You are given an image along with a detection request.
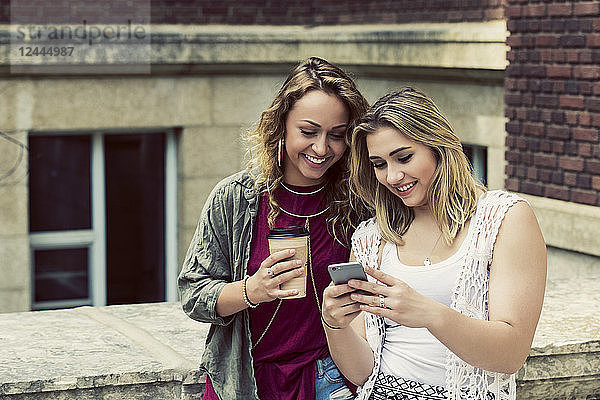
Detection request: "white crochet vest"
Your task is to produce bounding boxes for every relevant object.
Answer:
[352,190,523,400]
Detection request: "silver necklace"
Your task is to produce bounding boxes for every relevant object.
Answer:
[278,205,329,219]
[280,182,326,196]
[423,231,443,266]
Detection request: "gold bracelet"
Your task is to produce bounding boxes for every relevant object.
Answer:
[242,275,259,309]
[321,314,342,330]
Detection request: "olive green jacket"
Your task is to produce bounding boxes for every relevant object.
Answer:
[178,170,261,400]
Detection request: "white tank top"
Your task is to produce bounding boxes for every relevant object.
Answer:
[378,223,474,387]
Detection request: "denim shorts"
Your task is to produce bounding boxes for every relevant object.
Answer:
[315,355,354,400]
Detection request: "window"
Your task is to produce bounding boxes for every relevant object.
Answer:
[28,131,178,310]
[463,144,487,186]
[34,248,89,303]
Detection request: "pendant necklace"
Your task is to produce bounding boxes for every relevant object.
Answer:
[423,231,443,266]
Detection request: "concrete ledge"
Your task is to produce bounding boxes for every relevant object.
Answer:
[0,302,209,399]
[147,22,508,70]
[517,277,600,399]
[547,246,600,280]
[0,277,598,399]
[520,193,600,258]
[0,22,507,77]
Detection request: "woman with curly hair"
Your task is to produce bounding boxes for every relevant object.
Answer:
[179,57,369,400]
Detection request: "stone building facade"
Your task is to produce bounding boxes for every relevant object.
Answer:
[0,0,598,313]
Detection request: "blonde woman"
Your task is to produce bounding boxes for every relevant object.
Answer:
[321,88,547,399]
[179,57,369,400]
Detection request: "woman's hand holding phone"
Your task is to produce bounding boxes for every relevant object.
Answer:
[346,266,438,329]
[321,262,368,329]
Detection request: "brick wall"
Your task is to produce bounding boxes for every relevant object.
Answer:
[1,0,504,25]
[4,0,148,24]
[504,0,600,206]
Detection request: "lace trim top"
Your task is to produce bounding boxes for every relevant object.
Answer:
[351,190,525,400]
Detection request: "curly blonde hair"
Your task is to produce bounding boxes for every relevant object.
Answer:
[350,87,486,245]
[245,57,370,245]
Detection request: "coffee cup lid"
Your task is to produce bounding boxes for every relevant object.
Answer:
[267,226,309,238]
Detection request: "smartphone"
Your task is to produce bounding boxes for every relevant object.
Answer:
[328,262,368,285]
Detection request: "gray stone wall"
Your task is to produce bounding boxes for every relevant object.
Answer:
[0,302,207,399]
[0,276,598,399]
[0,129,30,312]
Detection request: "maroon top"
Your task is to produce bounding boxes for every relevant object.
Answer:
[202,183,350,400]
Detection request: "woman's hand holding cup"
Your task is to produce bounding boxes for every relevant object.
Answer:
[246,249,305,304]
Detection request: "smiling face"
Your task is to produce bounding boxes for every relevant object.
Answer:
[282,90,350,186]
[366,126,438,209]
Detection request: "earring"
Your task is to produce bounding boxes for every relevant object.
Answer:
[277,138,284,167]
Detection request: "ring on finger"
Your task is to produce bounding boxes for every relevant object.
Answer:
[267,268,274,278]
[379,294,386,308]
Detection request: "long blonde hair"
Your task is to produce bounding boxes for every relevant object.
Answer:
[350,87,486,245]
[246,57,370,245]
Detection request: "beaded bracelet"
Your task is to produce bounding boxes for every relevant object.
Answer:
[242,275,259,309]
[320,314,342,330]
